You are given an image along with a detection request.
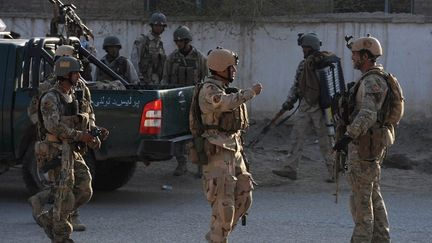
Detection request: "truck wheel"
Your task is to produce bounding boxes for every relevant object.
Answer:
[22,143,44,194]
[92,161,136,191]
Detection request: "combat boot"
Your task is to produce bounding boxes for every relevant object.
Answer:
[38,211,53,240]
[173,158,188,176]
[28,194,43,226]
[272,167,297,180]
[70,211,86,231]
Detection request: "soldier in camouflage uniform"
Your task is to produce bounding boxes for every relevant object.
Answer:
[36,56,107,243]
[27,45,96,232]
[163,25,208,176]
[130,12,167,84]
[333,35,392,243]
[198,48,262,243]
[95,36,139,84]
[162,25,207,86]
[272,33,334,181]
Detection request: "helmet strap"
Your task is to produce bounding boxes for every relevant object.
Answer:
[213,69,234,83]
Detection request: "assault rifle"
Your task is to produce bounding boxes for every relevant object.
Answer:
[48,0,94,41]
[333,82,353,203]
[53,127,103,220]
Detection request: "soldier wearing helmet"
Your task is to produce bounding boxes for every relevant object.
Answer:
[35,56,105,242]
[162,25,208,176]
[96,36,139,84]
[333,34,393,243]
[162,25,207,86]
[195,47,262,243]
[27,47,108,233]
[130,12,167,84]
[272,33,335,182]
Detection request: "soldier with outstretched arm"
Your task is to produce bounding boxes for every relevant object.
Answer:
[192,47,262,243]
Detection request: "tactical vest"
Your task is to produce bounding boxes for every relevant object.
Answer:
[347,69,403,159]
[99,56,128,81]
[37,89,79,140]
[138,34,166,83]
[217,87,249,133]
[168,49,201,85]
[188,82,248,165]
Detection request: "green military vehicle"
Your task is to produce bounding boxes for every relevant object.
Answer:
[0,37,193,193]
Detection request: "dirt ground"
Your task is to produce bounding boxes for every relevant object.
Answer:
[241,114,432,193]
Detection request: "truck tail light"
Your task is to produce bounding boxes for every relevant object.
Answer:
[140,99,162,135]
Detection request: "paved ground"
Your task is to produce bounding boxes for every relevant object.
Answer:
[0,160,431,243]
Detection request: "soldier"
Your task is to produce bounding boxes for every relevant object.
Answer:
[130,12,167,84]
[195,48,262,243]
[272,33,334,181]
[95,36,139,84]
[27,45,96,232]
[36,56,107,243]
[162,25,207,86]
[333,35,397,243]
[163,25,208,176]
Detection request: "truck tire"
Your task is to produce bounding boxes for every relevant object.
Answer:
[92,161,136,191]
[22,143,97,194]
[22,142,44,195]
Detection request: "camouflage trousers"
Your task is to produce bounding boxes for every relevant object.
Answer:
[202,148,254,243]
[285,108,333,176]
[347,151,390,243]
[40,152,92,242]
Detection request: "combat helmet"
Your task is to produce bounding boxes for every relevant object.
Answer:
[55,45,75,57]
[347,34,382,57]
[54,56,82,77]
[103,36,122,50]
[207,48,239,72]
[173,26,192,42]
[149,12,167,26]
[297,33,321,51]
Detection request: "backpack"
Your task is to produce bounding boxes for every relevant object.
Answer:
[366,70,405,126]
[188,82,209,165]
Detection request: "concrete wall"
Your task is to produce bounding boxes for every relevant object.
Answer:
[3,15,432,118]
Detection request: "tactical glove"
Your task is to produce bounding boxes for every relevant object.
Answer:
[333,135,352,152]
[282,101,294,111]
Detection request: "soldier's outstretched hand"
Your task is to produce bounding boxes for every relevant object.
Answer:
[252,83,263,95]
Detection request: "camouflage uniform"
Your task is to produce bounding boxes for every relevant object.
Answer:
[163,47,208,175]
[162,47,208,86]
[199,77,255,243]
[36,84,94,242]
[95,55,139,84]
[130,32,166,84]
[275,58,333,179]
[345,64,391,243]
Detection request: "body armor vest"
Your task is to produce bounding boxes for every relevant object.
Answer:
[169,50,201,85]
[99,56,128,81]
[139,34,166,83]
[37,89,79,140]
[217,87,249,133]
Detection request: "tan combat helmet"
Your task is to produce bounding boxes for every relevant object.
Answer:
[55,45,75,57]
[348,34,382,57]
[207,48,239,72]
